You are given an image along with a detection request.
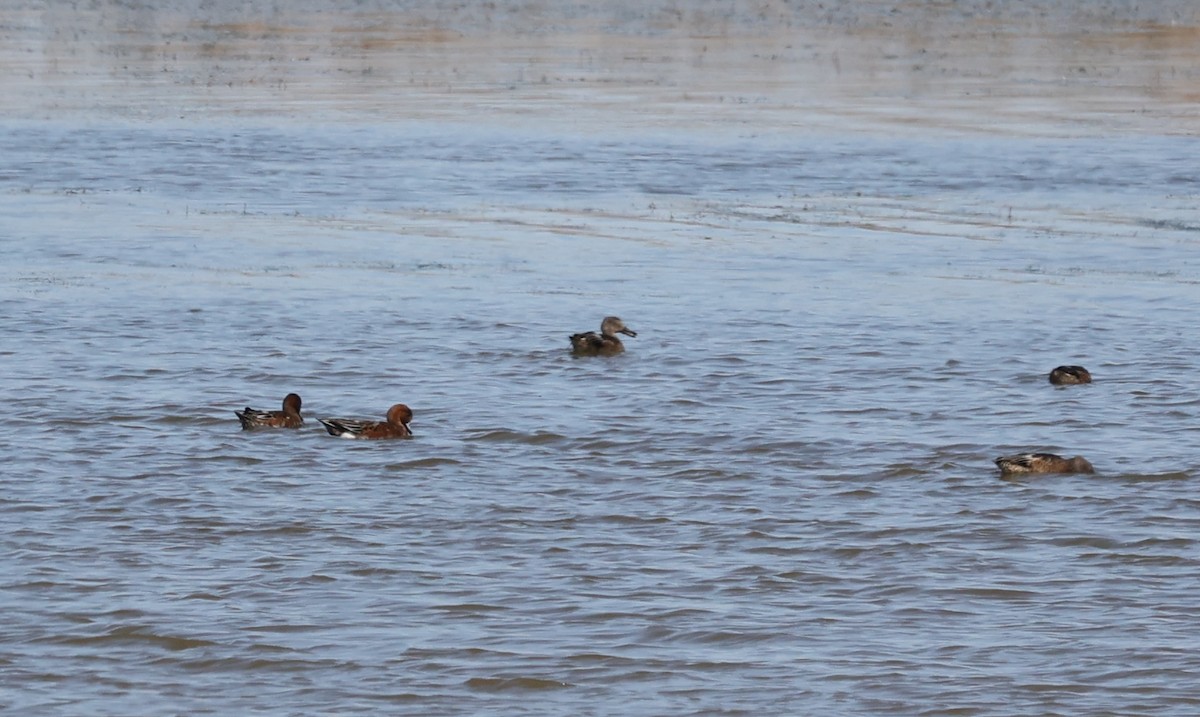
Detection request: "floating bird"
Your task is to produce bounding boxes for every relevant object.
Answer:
[1048,365,1092,385]
[235,393,304,430]
[318,403,413,440]
[995,452,1095,476]
[570,316,637,356]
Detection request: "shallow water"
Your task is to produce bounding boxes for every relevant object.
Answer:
[3,2,1200,715]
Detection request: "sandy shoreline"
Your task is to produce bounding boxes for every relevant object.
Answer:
[2,2,1199,135]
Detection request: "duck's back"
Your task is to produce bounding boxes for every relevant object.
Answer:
[570,331,623,355]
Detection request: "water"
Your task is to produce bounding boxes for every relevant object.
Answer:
[3,2,1200,715]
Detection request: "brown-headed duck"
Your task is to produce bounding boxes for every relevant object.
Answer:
[995,452,1095,476]
[235,393,304,430]
[318,403,413,440]
[570,316,637,356]
[1048,365,1092,385]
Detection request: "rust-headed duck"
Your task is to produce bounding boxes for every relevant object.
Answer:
[318,403,413,440]
[995,453,1095,476]
[235,393,303,430]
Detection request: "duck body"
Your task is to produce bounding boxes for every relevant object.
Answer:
[318,403,413,440]
[995,452,1095,476]
[236,393,304,429]
[570,316,637,356]
[1049,365,1092,385]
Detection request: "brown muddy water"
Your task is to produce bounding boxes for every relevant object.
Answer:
[3,2,1200,715]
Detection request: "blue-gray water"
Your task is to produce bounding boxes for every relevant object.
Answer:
[3,3,1200,715]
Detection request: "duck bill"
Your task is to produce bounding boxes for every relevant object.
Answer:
[620,328,637,337]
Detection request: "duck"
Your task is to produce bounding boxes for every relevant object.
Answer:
[994,452,1095,476]
[235,393,304,430]
[318,403,413,440]
[1048,365,1092,385]
[570,316,637,356]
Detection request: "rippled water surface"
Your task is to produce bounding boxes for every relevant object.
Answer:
[3,2,1200,715]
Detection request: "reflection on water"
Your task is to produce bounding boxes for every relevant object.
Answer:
[3,2,1200,716]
